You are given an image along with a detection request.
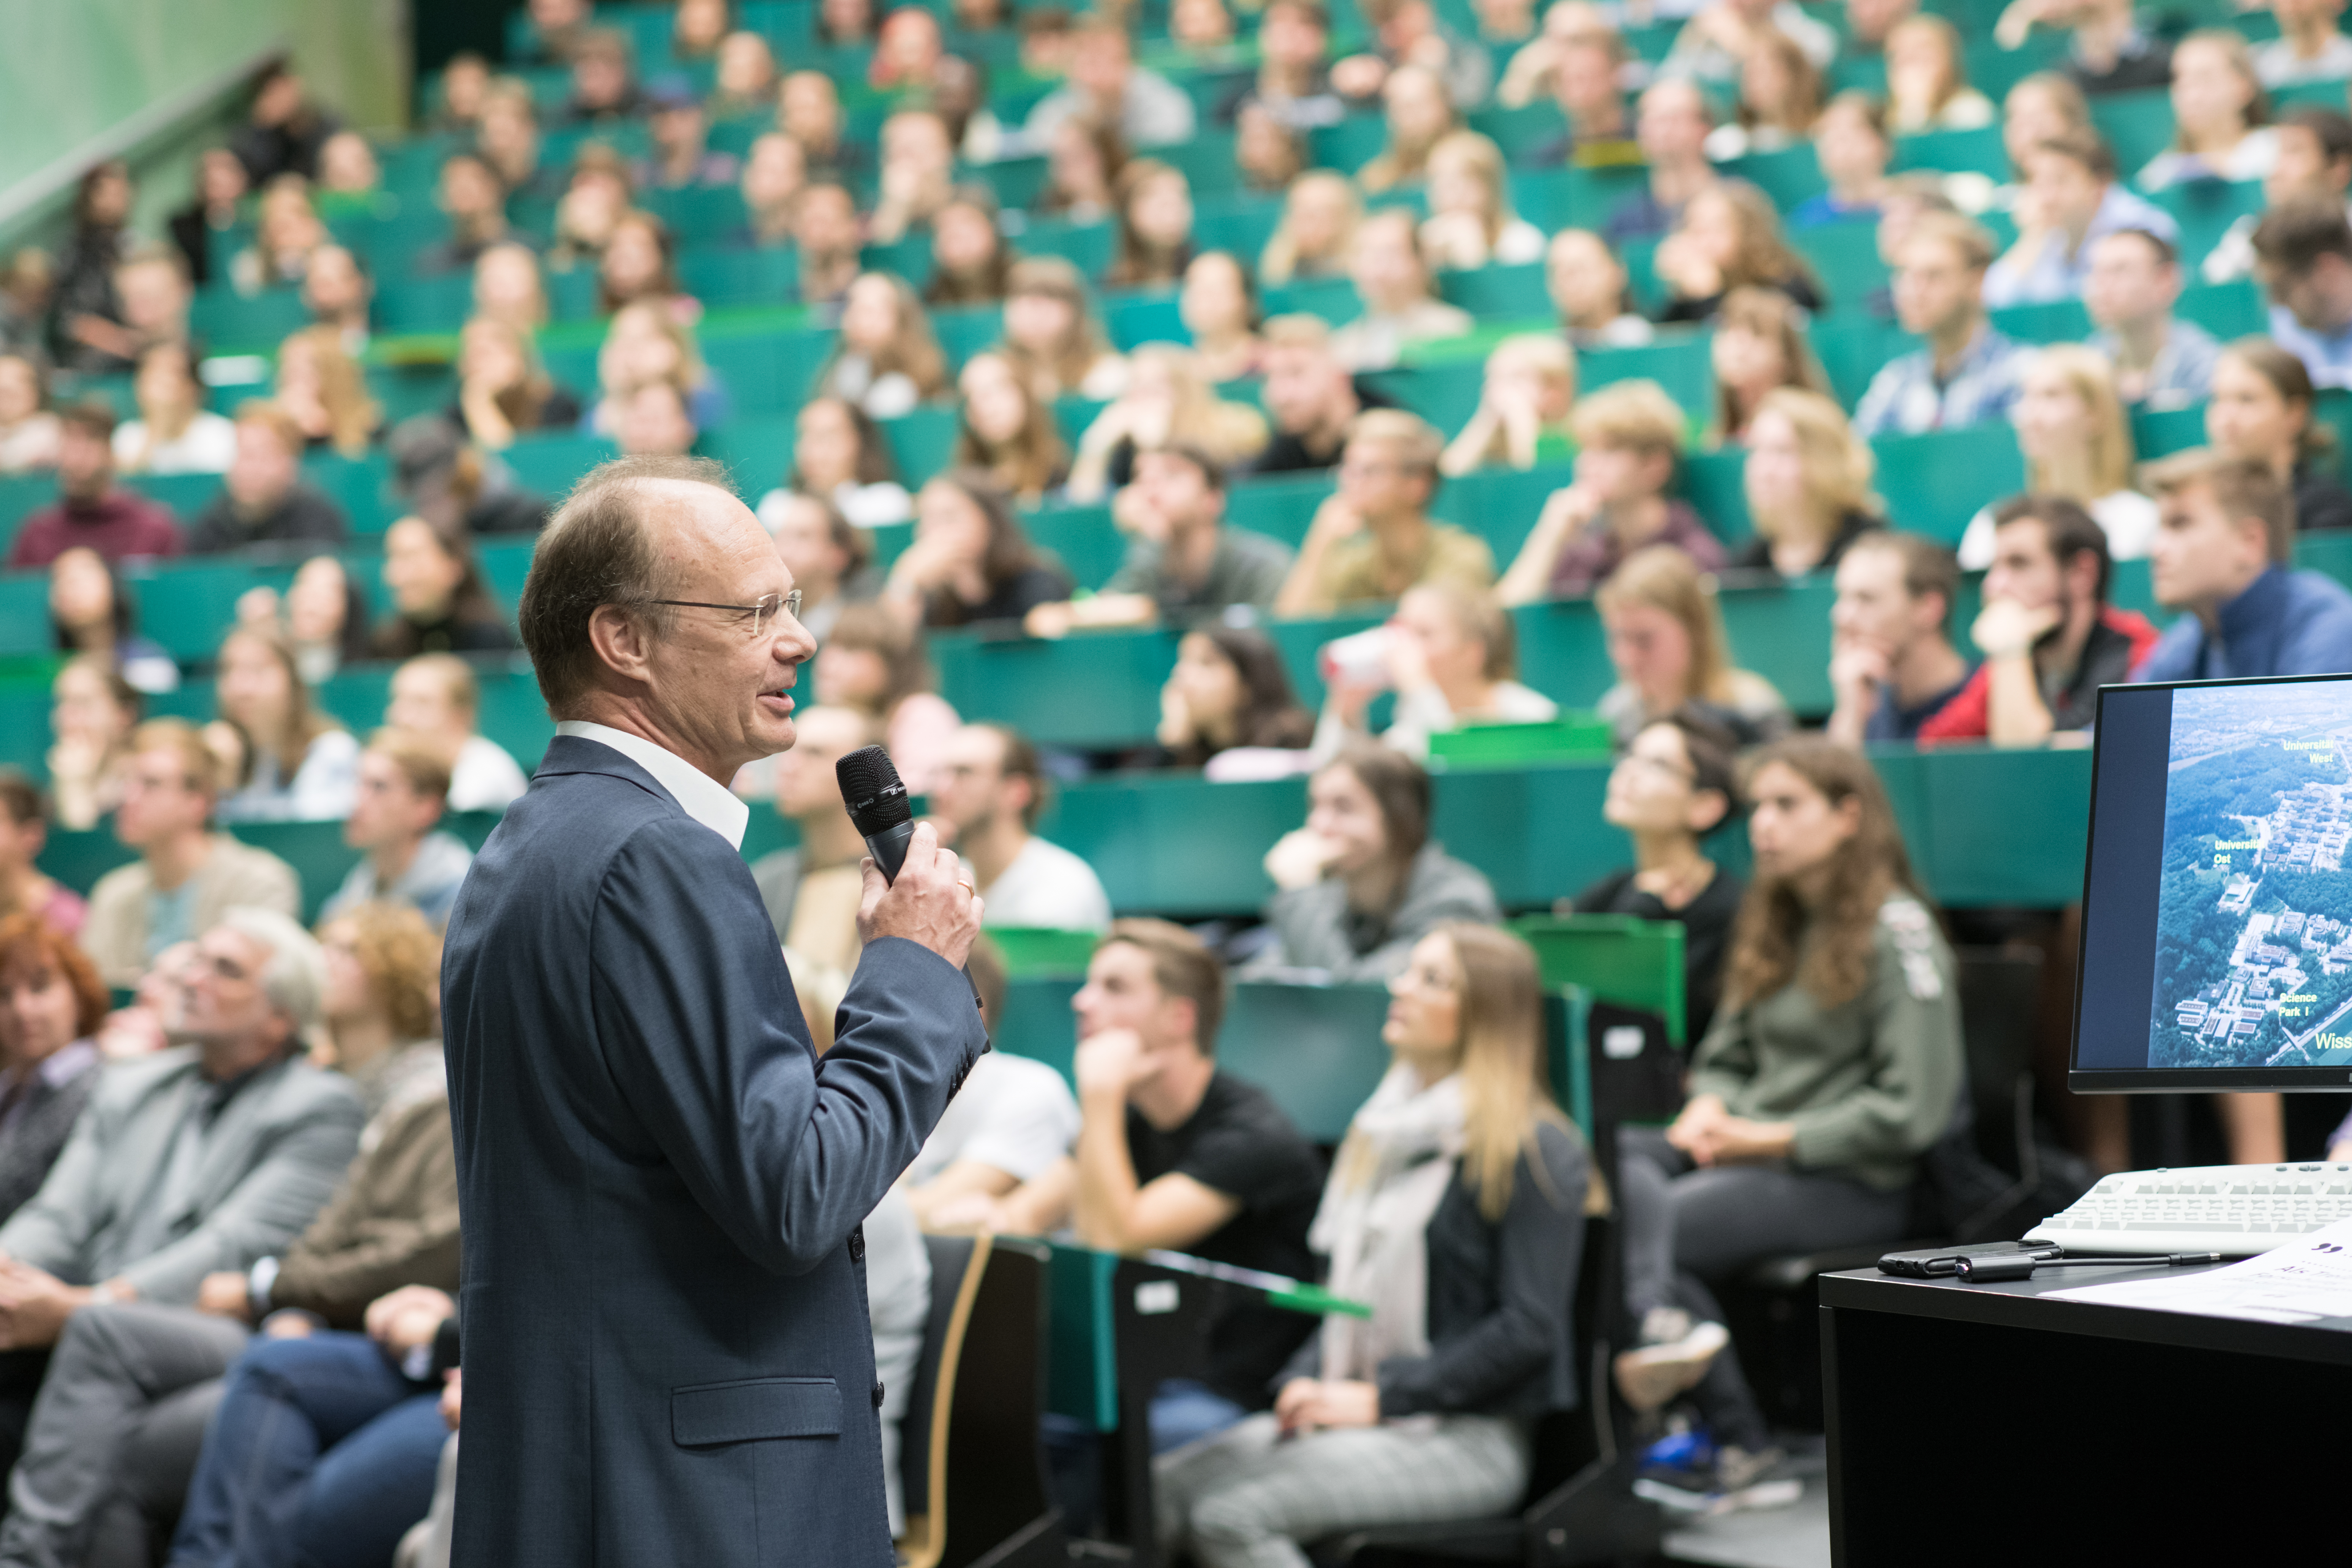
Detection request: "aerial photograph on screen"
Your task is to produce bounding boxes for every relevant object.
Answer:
[2149,684,2352,1067]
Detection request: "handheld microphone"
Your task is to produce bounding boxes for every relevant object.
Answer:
[836,745,917,884]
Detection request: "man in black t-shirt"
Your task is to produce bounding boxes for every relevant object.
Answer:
[1008,919,1324,1453]
[1250,315,1400,475]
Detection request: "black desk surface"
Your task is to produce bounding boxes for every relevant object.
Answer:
[1821,1263,2352,1367]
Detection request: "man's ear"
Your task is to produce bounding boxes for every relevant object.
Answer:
[586,603,654,688]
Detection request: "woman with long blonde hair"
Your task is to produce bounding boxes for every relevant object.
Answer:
[212,624,359,822]
[1956,345,2154,568]
[1065,344,1268,501]
[1611,738,1961,1484]
[1419,131,1546,271]
[274,327,381,457]
[1260,171,1362,286]
[1710,287,1829,446]
[1162,921,1586,1564]
[2140,29,2277,190]
[1595,545,1791,746]
[1731,387,1883,581]
[814,271,950,419]
[1439,334,1576,476]
[1885,14,1994,133]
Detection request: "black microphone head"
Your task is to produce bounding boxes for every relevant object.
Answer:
[836,744,912,837]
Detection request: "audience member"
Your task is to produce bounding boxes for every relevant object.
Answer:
[885,471,1072,631]
[229,178,328,297]
[1040,115,1125,223]
[1996,0,2172,97]
[1315,582,1559,760]
[212,628,360,823]
[1000,921,1323,1451]
[2253,199,2352,387]
[589,300,729,436]
[373,516,515,660]
[1733,388,1884,581]
[1441,334,1577,475]
[1571,712,1747,1042]
[596,211,686,318]
[0,915,106,1224]
[746,704,873,974]
[761,491,878,643]
[923,722,1111,931]
[475,81,560,205]
[114,342,236,476]
[48,164,133,376]
[1826,532,1976,744]
[2205,336,2352,534]
[1418,131,1545,273]
[1985,130,2176,308]
[641,77,740,190]
[0,353,56,474]
[736,133,807,248]
[1712,286,1830,444]
[1218,0,1344,128]
[952,350,1071,502]
[789,182,863,309]
[48,545,178,694]
[561,27,643,125]
[166,149,247,289]
[1068,346,1269,502]
[0,774,82,939]
[1922,496,2160,745]
[384,654,531,815]
[1532,25,1638,158]
[186,404,349,555]
[1031,446,1292,637]
[1023,15,1198,150]
[924,186,1015,307]
[1596,546,1794,747]
[1854,213,2024,436]
[1956,345,2155,569]
[1667,0,1838,81]
[1655,181,1826,322]
[5,404,182,568]
[775,396,913,528]
[88,242,200,384]
[607,378,700,458]
[1150,626,1317,771]
[1708,27,1827,159]
[448,318,580,451]
[1333,0,1495,108]
[1502,379,1723,601]
[1250,746,1499,979]
[2135,449,2352,680]
[469,241,549,333]
[999,256,1128,401]
[231,65,341,183]
[1605,79,1720,246]
[321,735,473,928]
[868,108,959,245]
[414,152,515,277]
[1252,316,1395,477]
[1884,14,1995,131]
[1791,93,1892,228]
[1279,410,1493,615]
[814,604,963,793]
[2258,0,2352,85]
[2210,107,2352,285]
[2085,229,2222,410]
[1105,159,1196,289]
[2139,30,2276,190]
[273,326,383,457]
[1260,171,1361,286]
[519,0,594,63]
[1548,229,1656,349]
[0,906,363,1464]
[1161,922,1585,1557]
[44,657,140,832]
[1613,738,1960,1487]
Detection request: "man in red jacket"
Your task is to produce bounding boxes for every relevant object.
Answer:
[5,404,180,569]
[1918,494,2159,745]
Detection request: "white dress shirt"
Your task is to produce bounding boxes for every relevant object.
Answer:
[556,720,749,849]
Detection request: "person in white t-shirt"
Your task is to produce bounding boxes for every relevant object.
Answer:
[927,723,1112,933]
[1955,345,2157,571]
[384,653,533,812]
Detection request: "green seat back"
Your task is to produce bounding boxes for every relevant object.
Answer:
[1511,914,1689,1046]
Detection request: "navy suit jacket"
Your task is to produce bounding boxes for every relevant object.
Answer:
[441,736,986,1566]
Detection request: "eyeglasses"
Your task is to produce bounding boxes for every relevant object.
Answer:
[641,590,803,638]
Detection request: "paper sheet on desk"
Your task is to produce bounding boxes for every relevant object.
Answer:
[2047,1216,2352,1323]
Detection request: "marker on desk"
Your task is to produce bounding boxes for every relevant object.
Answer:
[1952,1251,2222,1283]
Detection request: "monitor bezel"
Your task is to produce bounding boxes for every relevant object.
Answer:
[2071,670,2352,1094]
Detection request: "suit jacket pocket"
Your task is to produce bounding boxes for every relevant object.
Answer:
[672,1377,842,1447]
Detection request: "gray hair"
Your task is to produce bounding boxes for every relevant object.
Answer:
[215,907,329,1033]
[517,454,737,716]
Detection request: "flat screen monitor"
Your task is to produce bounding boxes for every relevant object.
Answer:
[2074,672,2352,1092]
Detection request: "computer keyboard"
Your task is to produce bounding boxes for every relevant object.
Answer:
[2025,1164,2352,1257]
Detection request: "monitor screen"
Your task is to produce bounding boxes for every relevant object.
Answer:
[2074,673,2352,1091]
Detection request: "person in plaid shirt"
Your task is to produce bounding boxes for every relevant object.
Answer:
[1854,212,2025,438]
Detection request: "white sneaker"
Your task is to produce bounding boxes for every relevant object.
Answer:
[1612,1319,1730,1413]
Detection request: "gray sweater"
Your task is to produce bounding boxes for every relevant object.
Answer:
[1251,844,1501,982]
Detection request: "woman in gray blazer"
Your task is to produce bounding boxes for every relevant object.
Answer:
[0,914,108,1226]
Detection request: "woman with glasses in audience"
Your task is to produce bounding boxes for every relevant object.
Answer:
[1956,345,2156,569]
[1711,288,1830,446]
[1162,923,1586,1566]
[2139,30,2278,190]
[884,468,1073,630]
[46,656,141,831]
[2203,336,2352,534]
[1146,626,1315,773]
[1612,739,1962,1494]
[1260,171,1362,286]
[1067,344,1268,502]
[1595,545,1791,747]
[1314,582,1559,763]
[1247,745,1499,981]
[815,603,964,793]
[1884,14,1993,133]
[816,272,952,420]
[952,351,1072,503]
[49,546,177,694]
[114,341,236,474]
[773,395,914,528]
[1568,709,1747,1044]
[212,626,359,822]
[0,912,107,1223]
[1105,159,1196,289]
[374,516,516,659]
[999,256,1129,400]
[1731,387,1884,582]
[1547,229,1655,349]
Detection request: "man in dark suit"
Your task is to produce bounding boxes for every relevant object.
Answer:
[440,455,987,1566]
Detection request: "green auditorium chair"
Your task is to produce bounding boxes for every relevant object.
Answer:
[1222,473,1334,548]
[1024,504,1125,591]
[1720,145,1829,213]
[1811,316,1913,411]
[2089,89,2180,181]
[1366,360,1486,435]
[678,247,798,312]
[699,411,798,490]
[1990,296,2091,346]
[188,289,311,355]
[124,472,225,528]
[1793,219,1889,316]
[2132,403,2207,461]
[973,156,1050,212]
[480,540,535,613]
[1427,462,1577,567]
[0,580,46,659]
[1579,334,1715,410]
[546,269,602,324]
[503,433,619,499]
[931,626,1177,748]
[128,557,307,663]
[2176,278,2265,341]
[1258,275,1361,326]
[373,274,476,336]
[1307,116,1391,176]
[2152,180,2267,278]
[1103,294,1186,352]
[1438,262,1550,320]
[1512,912,1689,1046]
[1680,447,1753,541]
[1468,101,1571,161]
[1870,424,2027,544]
[1156,133,1246,200]
[1887,124,2008,182]
[642,185,752,247]
[1019,220,1116,279]
[1190,195,1285,265]
[1261,611,1385,711]
[934,305,1008,368]
[882,407,963,484]
[986,928,1102,978]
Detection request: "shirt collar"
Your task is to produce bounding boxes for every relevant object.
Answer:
[36,1040,97,1091]
[2217,565,2292,650]
[555,720,750,849]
